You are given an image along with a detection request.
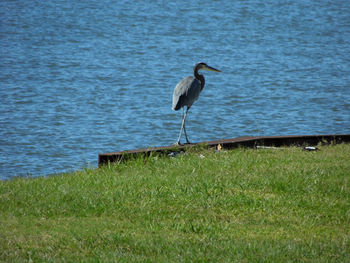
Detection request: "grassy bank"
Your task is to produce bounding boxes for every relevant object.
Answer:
[1,144,349,262]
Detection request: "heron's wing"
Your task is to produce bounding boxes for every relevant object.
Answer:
[172,76,201,110]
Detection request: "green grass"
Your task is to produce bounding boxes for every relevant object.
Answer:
[1,144,349,262]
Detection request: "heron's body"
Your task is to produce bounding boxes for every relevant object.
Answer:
[172,62,220,145]
[172,76,202,111]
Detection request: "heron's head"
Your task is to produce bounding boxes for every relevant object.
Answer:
[194,62,221,73]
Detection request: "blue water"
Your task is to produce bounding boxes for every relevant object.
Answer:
[1,0,350,179]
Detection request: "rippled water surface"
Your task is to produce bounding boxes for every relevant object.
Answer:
[1,0,350,179]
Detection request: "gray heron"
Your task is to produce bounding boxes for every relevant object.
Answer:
[172,62,221,145]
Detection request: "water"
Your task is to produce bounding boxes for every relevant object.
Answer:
[1,0,350,179]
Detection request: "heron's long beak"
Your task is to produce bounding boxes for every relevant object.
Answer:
[204,65,221,72]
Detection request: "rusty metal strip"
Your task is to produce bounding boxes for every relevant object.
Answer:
[98,134,350,166]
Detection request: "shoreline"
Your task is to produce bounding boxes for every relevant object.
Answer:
[98,134,350,165]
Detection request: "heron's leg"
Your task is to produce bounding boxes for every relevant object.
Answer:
[183,107,191,144]
[176,107,185,145]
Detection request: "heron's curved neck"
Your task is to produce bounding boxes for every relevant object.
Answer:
[194,69,205,91]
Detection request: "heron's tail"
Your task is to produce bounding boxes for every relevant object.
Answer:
[172,96,182,111]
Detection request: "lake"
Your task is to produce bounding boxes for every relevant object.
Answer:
[1,0,350,179]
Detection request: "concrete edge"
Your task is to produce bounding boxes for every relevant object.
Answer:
[98,134,350,166]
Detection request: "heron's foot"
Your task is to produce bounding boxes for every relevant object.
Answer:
[184,141,192,145]
[172,141,183,146]
[184,138,192,145]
